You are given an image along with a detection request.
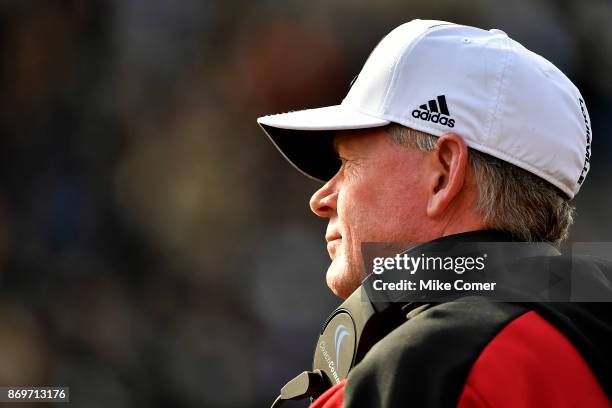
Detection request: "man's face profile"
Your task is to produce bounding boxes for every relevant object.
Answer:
[309,128,428,298]
[309,127,482,299]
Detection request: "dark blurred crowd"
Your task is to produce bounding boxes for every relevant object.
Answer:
[0,1,610,407]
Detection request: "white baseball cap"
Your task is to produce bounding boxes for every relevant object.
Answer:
[257,19,592,198]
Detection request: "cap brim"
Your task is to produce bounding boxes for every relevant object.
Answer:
[257,105,389,181]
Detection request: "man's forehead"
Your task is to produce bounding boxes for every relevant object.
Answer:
[333,128,388,154]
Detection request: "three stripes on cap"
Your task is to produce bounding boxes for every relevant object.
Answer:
[419,95,450,115]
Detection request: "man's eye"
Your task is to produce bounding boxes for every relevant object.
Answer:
[340,157,359,175]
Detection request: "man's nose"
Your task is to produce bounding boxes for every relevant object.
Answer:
[309,181,338,218]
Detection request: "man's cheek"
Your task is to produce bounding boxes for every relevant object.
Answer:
[350,189,399,232]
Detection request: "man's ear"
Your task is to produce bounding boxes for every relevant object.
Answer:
[426,133,469,218]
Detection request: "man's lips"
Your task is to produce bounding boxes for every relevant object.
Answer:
[325,235,341,243]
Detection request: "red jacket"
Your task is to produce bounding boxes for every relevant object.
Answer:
[312,310,611,407]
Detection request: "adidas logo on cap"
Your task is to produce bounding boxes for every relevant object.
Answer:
[412,95,455,128]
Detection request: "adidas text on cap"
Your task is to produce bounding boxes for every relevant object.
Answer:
[257,19,592,199]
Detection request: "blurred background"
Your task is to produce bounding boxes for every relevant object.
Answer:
[0,0,610,407]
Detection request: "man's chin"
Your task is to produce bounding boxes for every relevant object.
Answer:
[325,259,361,299]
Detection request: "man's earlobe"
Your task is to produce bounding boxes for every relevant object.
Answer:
[426,133,469,218]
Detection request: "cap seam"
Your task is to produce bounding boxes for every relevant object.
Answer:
[486,35,513,143]
[382,23,455,112]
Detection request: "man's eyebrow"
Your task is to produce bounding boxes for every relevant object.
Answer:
[333,135,351,157]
